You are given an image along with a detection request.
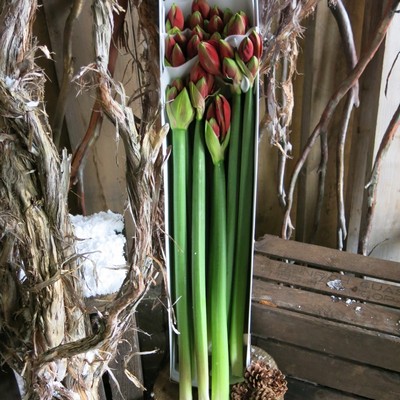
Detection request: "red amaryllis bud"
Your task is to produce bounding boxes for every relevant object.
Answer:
[171,43,186,67]
[222,57,243,86]
[192,25,209,41]
[207,15,224,34]
[249,29,263,59]
[198,41,220,75]
[196,76,209,98]
[210,32,222,41]
[171,78,184,92]
[187,34,200,59]
[192,0,210,19]
[225,13,247,36]
[209,5,223,19]
[190,62,215,94]
[238,37,254,63]
[166,3,184,31]
[214,94,231,139]
[218,39,235,61]
[239,11,250,30]
[188,10,204,29]
[173,31,187,48]
[165,35,176,63]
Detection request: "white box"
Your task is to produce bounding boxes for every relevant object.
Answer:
[159,0,260,385]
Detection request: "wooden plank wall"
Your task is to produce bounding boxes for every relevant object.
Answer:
[256,0,400,261]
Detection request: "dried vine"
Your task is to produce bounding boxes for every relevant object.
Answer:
[0,0,163,398]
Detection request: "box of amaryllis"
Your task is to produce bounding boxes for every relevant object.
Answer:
[159,1,260,398]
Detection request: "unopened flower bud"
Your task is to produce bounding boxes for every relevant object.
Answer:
[222,57,243,88]
[249,29,263,59]
[187,34,201,59]
[192,25,209,41]
[225,12,247,36]
[219,39,235,61]
[192,0,210,19]
[207,15,224,34]
[209,5,223,19]
[171,43,186,67]
[166,3,184,31]
[238,37,254,63]
[189,11,204,30]
[198,41,221,76]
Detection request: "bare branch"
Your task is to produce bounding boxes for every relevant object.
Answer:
[281,0,400,239]
[358,103,400,255]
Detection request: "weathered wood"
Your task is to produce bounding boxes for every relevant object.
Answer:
[286,377,365,400]
[252,279,400,335]
[255,234,400,282]
[108,323,144,400]
[254,254,400,308]
[255,339,400,399]
[252,303,400,372]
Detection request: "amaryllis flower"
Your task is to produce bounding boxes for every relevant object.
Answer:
[166,79,194,130]
[207,14,224,34]
[238,37,254,63]
[192,0,210,19]
[166,3,184,31]
[170,43,186,67]
[198,41,221,76]
[225,12,248,36]
[192,25,209,41]
[222,57,243,90]
[205,94,231,164]
[209,5,223,19]
[248,29,263,59]
[188,10,204,30]
[187,34,201,59]
[218,39,235,61]
[190,62,215,94]
[206,94,231,141]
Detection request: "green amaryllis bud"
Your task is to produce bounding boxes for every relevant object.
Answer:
[249,29,263,59]
[247,55,260,81]
[192,0,210,19]
[222,57,243,92]
[207,14,224,34]
[198,41,221,76]
[225,12,247,36]
[238,36,254,63]
[187,34,201,59]
[171,43,186,67]
[166,3,184,31]
[218,39,235,61]
[166,86,195,130]
[189,77,208,119]
[205,118,230,165]
[189,10,204,29]
[235,52,257,88]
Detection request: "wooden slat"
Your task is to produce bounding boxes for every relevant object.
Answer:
[251,303,400,372]
[108,322,144,400]
[254,338,400,400]
[252,280,400,336]
[255,234,400,282]
[285,377,366,400]
[254,254,400,308]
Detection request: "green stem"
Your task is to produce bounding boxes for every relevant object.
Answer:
[191,119,209,400]
[210,162,230,400]
[229,88,256,378]
[172,128,193,400]
[226,91,242,314]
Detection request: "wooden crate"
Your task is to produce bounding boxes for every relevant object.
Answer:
[251,234,400,400]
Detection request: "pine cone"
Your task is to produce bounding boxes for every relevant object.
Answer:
[250,386,276,400]
[244,361,288,397]
[245,361,270,389]
[267,368,288,397]
[231,382,251,400]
